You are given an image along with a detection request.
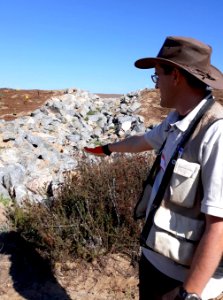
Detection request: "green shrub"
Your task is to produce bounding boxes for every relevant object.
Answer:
[9,153,154,264]
[0,196,11,207]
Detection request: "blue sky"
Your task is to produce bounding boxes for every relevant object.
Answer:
[0,0,222,94]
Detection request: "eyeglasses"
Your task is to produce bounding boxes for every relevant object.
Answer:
[151,74,159,84]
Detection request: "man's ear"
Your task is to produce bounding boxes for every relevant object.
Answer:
[172,68,181,86]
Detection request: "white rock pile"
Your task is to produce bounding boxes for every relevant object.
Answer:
[0,88,147,204]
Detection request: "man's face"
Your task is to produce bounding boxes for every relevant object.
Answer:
[154,65,177,109]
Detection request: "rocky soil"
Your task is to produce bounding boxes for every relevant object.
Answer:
[0,87,222,300]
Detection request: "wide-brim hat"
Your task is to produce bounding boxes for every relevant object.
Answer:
[135,36,223,89]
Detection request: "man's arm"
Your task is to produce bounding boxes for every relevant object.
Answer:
[109,135,153,153]
[183,121,223,297]
[183,214,223,296]
[84,134,154,156]
[161,215,223,300]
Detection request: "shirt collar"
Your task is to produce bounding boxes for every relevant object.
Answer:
[169,93,213,132]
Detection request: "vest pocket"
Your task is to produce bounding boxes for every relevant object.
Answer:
[145,205,204,266]
[169,158,200,208]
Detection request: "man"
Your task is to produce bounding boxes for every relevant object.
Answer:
[84,36,223,300]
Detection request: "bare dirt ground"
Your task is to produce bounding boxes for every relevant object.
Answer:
[0,88,124,122]
[0,228,138,300]
[0,88,223,300]
[0,88,65,121]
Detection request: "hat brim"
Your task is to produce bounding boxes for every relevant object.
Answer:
[135,57,223,90]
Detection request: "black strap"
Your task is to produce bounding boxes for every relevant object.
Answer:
[145,139,166,186]
[140,95,214,247]
[133,138,166,220]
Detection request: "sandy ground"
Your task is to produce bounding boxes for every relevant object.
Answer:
[0,227,139,300]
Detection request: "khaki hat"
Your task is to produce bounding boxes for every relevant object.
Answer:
[135,36,223,89]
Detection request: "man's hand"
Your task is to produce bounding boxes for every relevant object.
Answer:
[84,144,112,156]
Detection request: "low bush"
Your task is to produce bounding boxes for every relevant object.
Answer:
[9,153,154,264]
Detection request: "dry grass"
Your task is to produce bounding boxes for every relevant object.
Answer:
[8,153,154,265]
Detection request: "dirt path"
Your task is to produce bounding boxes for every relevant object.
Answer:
[0,201,138,300]
[0,230,138,300]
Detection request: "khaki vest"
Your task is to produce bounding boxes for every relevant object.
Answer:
[142,101,223,267]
